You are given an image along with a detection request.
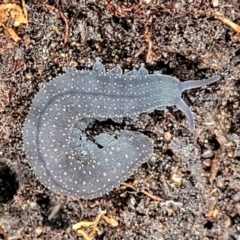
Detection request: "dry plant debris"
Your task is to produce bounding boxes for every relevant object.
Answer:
[72,210,118,240]
[103,0,159,63]
[0,1,28,41]
[215,12,240,34]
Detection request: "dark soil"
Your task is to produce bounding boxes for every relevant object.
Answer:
[0,0,240,239]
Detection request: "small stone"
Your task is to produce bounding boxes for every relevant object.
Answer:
[201,149,214,159]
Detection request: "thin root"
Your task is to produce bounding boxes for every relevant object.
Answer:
[40,4,69,44]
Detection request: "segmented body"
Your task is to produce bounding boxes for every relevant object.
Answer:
[22,58,220,199]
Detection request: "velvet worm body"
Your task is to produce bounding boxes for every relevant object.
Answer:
[22,58,220,199]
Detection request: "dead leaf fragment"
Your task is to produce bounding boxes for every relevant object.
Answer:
[0,2,28,41]
[0,3,28,26]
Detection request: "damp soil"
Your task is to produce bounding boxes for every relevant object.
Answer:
[0,0,240,239]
